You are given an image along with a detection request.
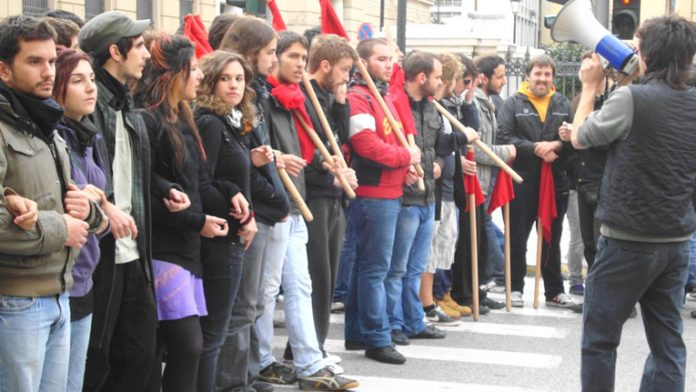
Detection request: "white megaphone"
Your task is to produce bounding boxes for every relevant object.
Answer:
[551,0,639,76]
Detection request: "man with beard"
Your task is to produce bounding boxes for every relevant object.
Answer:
[385,51,478,345]
[496,55,578,311]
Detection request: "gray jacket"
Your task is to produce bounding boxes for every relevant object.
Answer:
[473,88,512,195]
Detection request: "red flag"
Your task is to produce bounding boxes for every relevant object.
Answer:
[183,14,212,59]
[486,165,515,214]
[267,0,287,31]
[464,149,485,212]
[538,161,557,243]
[320,0,349,39]
[388,62,417,137]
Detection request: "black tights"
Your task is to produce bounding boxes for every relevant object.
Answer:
[148,316,203,392]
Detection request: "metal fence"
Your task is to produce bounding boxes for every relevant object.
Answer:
[503,48,582,101]
[22,0,48,17]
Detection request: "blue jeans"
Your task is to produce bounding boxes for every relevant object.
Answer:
[198,241,245,392]
[686,233,696,291]
[581,236,689,392]
[333,203,357,303]
[433,269,453,299]
[344,198,401,349]
[484,209,506,286]
[0,292,70,392]
[386,204,435,336]
[255,215,323,378]
[67,313,92,392]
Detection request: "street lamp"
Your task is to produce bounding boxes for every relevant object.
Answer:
[510,0,522,44]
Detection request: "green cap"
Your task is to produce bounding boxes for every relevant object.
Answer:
[78,11,150,55]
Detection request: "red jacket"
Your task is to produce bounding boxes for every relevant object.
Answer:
[347,84,411,199]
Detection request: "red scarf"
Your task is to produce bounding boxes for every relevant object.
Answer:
[267,75,315,163]
[464,149,485,212]
[538,161,557,243]
[486,163,515,215]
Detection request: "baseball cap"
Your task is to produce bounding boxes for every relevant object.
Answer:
[78,11,150,54]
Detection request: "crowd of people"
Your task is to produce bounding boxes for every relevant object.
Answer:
[0,7,695,392]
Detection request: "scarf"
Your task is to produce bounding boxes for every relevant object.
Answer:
[61,116,98,154]
[95,67,130,111]
[0,81,64,140]
[266,74,315,163]
[350,69,389,96]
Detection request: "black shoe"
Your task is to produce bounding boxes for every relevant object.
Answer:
[298,367,359,391]
[344,340,365,351]
[390,329,410,345]
[410,325,446,339]
[691,310,696,319]
[365,346,406,364]
[481,297,505,310]
[259,362,297,385]
[251,381,274,392]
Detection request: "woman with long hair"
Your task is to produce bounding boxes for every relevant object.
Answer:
[132,33,231,392]
[194,51,268,391]
[53,49,110,392]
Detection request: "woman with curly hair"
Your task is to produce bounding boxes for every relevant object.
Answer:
[132,33,233,392]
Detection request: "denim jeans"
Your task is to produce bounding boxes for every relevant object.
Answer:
[215,223,272,391]
[433,269,453,299]
[484,209,506,286]
[386,204,435,336]
[333,203,357,304]
[686,233,696,291]
[0,292,70,392]
[255,215,323,378]
[566,190,585,285]
[197,241,245,392]
[67,313,92,392]
[344,198,401,349]
[581,236,689,392]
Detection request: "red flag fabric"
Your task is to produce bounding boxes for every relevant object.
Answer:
[267,0,287,31]
[266,74,315,163]
[183,14,212,59]
[538,161,557,243]
[486,164,515,214]
[464,149,485,212]
[320,0,349,39]
[388,62,417,137]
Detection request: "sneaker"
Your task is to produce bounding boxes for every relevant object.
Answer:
[480,280,497,292]
[691,310,696,319]
[481,297,505,310]
[322,358,344,375]
[259,362,297,385]
[546,293,579,309]
[569,284,585,296]
[410,325,446,339]
[330,301,345,313]
[686,292,696,302]
[344,340,365,351]
[488,282,506,294]
[511,291,524,308]
[391,329,410,345]
[323,352,342,364]
[298,367,359,391]
[425,305,461,326]
[365,346,406,364]
[434,300,462,318]
[474,304,490,315]
[442,292,473,316]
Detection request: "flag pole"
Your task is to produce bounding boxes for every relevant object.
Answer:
[433,100,523,184]
[468,146,480,321]
[273,149,314,222]
[291,108,356,199]
[533,218,543,309]
[504,203,512,312]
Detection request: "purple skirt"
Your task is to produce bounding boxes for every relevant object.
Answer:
[152,259,207,321]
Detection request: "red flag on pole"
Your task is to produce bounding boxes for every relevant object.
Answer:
[486,165,515,214]
[388,62,417,137]
[464,149,485,212]
[267,0,287,31]
[320,0,349,39]
[183,14,212,59]
[538,161,557,243]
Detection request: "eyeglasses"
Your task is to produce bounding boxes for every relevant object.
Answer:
[462,79,473,85]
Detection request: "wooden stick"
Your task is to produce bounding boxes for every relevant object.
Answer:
[292,110,356,199]
[301,73,347,168]
[354,59,425,178]
[504,203,512,312]
[406,134,425,191]
[533,218,543,309]
[432,100,523,184]
[470,192,479,322]
[277,166,314,223]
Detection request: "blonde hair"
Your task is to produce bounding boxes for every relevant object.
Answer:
[439,53,463,84]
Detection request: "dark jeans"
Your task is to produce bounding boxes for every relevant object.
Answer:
[451,204,489,305]
[581,236,689,392]
[306,197,346,352]
[197,241,245,392]
[84,259,157,392]
[215,223,272,391]
[509,180,568,299]
[577,182,601,270]
[333,202,357,304]
[433,269,453,299]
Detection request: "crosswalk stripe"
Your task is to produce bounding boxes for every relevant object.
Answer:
[436,321,569,338]
[272,376,547,392]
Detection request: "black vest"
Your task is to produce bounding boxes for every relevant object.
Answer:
[596,82,696,237]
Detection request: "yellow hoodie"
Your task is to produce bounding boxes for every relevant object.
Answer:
[518,81,555,123]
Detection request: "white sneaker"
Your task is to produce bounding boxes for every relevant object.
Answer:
[686,292,696,302]
[324,352,342,364]
[511,291,524,308]
[322,358,344,375]
[546,293,577,308]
